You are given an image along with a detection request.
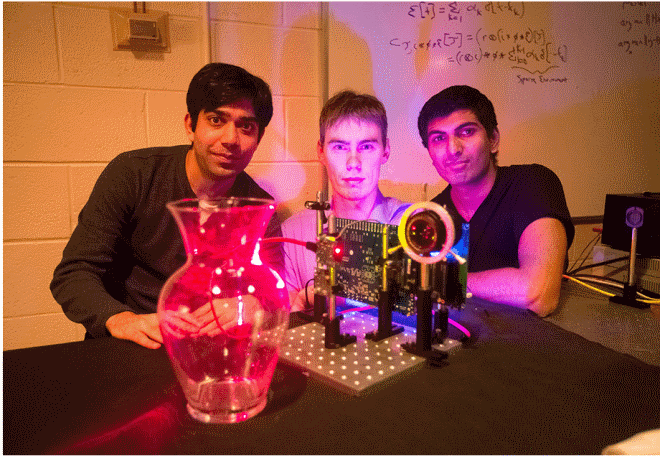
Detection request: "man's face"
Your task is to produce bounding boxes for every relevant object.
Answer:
[426,109,499,188]
[318,118,390,202]
[185,98,260,181]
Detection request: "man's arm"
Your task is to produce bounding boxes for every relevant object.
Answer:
[466,217,568,317]
[51,153,163,348]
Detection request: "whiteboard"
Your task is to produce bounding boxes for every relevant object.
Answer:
[328,1,660,218]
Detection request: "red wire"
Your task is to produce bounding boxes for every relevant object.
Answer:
[261,237,308,247]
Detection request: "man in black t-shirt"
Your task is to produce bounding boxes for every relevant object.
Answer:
[417,85,574,316]
[51,63,283,348]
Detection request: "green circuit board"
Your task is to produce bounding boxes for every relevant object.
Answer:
[314,218,469,315]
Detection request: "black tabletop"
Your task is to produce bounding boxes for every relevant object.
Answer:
[4,287,660,455]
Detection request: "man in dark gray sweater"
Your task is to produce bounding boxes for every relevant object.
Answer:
[51,63,283,349]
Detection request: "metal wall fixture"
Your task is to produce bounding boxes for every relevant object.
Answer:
[110,3,170,52]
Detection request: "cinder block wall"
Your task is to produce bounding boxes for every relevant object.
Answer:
[3,2,325,350]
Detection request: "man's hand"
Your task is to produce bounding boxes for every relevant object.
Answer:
[192,295,261,337]
[160,295,262,339]
[106,311,163,349]
[290,284,314,312]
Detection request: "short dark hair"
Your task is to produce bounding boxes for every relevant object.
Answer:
[186,63,273,138]
[320,90,388,145]
[417,85,498,149]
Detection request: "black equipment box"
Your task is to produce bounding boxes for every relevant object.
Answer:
[602,193,660,258]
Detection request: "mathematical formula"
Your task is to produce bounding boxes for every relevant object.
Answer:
[618,34,660,54]
[619,11,660,31]
[407,1,525,21]
[389,27,567,75]
[619,3,660,55]
[403,2,658,58]
[382,2,658,80]
[389,27,554,51]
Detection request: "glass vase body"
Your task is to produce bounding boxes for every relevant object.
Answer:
[157,198,289,424]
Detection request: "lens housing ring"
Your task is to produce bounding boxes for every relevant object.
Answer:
[397,202,455,264]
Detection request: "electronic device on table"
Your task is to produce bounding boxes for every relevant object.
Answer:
[279,193,471,393]
[601,192,660,309]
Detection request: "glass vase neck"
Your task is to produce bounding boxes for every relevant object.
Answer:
[167,198,276,264]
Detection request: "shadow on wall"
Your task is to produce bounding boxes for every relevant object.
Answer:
[248,161,319,221]
[243,12,327,223]
[325,12,375,95]
[324,11,447,206]
[261,10,451,219]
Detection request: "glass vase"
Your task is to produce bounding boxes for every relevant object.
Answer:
[157,198,289,424]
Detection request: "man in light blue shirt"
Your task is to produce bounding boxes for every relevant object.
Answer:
[282,91,410,311]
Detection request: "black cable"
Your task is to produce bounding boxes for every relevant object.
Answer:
[568,255,629,275]
[568,231,599,273]
[567,232,601,274]
[304,278,314,310]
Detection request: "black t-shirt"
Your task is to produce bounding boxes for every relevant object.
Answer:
[432,164,574,273]
[51,145,283,337]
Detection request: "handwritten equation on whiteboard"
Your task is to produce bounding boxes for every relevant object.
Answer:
[389,27,567,75]
[619,2,660,54]
[391,2,659,75]
[392,2,565,75]
[407,1,526,21]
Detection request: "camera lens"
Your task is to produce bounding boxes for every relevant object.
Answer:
[406,211,447,255]
[409,220,435,250]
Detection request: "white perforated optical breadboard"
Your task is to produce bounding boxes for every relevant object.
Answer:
[279,312,426,395]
